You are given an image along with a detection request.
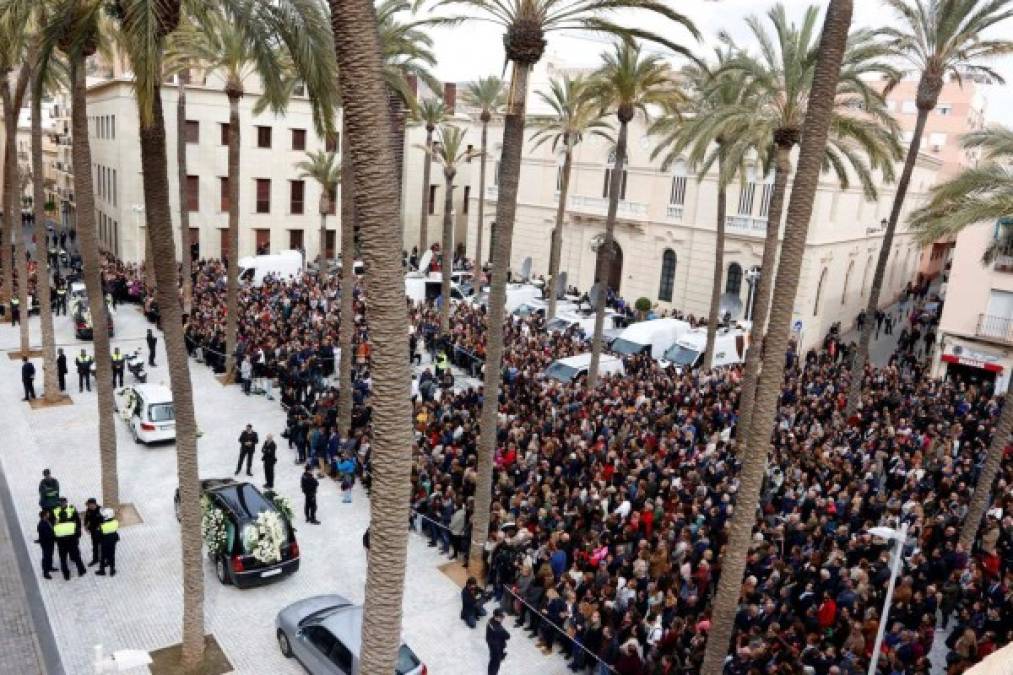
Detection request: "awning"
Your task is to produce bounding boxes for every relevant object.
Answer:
[941,353,1004,373]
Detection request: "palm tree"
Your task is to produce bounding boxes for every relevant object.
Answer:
[651,49,760,371]
[586,40,680,389]
[295,150,341,283]
[438,0,700,579]
[338,131,355,438]
[462,76,504,266]
[909,126,1013,549]
[419,125,480,334]
[847,0,1013,415]
[529,75,610,320]
[414,97,449,257]
[701,1,856,670]
[706,6,901,440]
[329,0,414,672]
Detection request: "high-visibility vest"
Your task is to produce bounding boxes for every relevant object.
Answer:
[437,354,449,370]
[111,353,124,364]
[99,519,118,535]
[76,356,92,367]
[56,289,66,297]
[11,298,19,307]
[54,505,77,521]
[53,521,76,538]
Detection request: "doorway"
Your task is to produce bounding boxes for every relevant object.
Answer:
[595,239,623,292]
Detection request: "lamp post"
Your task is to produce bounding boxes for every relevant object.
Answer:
[867,522,909,675]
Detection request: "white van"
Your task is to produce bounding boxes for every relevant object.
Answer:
[116,383,176,445]
[610,318,692,359]
[660,326,749,371]
[238,250,304,286]
[471,282,542,313]
[405,273,473,304]
[69,281,88,304]
[543,352,625,383]
[545,310,629,341]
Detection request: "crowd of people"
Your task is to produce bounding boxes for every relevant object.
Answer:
[146,252,1011,674]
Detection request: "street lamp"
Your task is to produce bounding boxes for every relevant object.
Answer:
[867,522,909,675]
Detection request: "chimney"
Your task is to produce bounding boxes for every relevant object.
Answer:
[443,83,457,114]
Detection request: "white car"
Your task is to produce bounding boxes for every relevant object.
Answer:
[543,352,625,383]
[116,384,176,445]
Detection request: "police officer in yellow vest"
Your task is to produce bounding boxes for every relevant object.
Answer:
[53,497,87,579]
[76,349,93,392]
[10,295,20,326]
[54,284,67,316]
[95,508,119,577]
[435,351,450,377]
[111,348,125,388]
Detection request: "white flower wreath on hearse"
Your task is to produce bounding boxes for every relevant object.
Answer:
[242,510,287,564]
[200,495,229,555]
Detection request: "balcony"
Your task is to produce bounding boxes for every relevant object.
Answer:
[726,215,767,237]
[569,195,648,219]
[666,204,684,221]
[976,314,1013,344]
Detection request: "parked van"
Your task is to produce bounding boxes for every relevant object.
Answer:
[116,383,175,445]
[543,352,625,383]
[404,273,474,304]
[660,326,749,371]
[546,309,629,341]
[610,318,692,359]
[473,282,542,313]
[238,250,304,286]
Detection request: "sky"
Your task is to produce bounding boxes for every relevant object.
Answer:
[423,0,1013,126]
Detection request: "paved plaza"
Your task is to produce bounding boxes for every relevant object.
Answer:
[0,305,569,675]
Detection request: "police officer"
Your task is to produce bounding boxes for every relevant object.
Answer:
[53,498,87,579]
[95,508,119,576]
[35,511,58,579]
[301,464,320,524]
[486,608,511,675]
[76,349,93,392]
[10,295,20,326]
[54,283,67,316]
[21,355,37,401]
[146,329,158,367]
[57,348,68,391]
[435,350,450,377]
[111,347,125,387]
[83,498,103,566]
[38,469,60,511]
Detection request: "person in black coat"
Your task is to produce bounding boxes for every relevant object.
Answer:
[486,609,510,675]
[21,356,36,401]
[461,576,486,628]
[56,348,67,391]
[34,511,57,579]
[235,424,258,476]
[83,498,103,566]
[301,465,319,524]
[146,329,157,366]
[261,433,278,489]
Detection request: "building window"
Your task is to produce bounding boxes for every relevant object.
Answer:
[292,81,306,97]
[290,180,305,214]
[289,229,304,250]
[184,120,199,144]
[186,175,199,212]
[841,260,854,304]
[428,184,437,215]
[291,128,306,151]
[669,176,686,206]
[602,149,627,200]
[220,123,230,146]
[110,116,115,139]
[658,249,676,302]
[325,134,338,153]
[726,262,743,296]
[463,186,470,214]
[737,182,756,215]
[256,126,272,149]
[759,183,773,218]
[112,169,117,206]
[255,179,271,213]
[861,255,873,297]
[937,103,952,116]
[466,144,474,163]
[220,177,230,212]
[814,267,828,316]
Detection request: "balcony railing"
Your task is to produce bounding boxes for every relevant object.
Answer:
[569,194,648,218]
[726,215,767,237]
[666,204,684,221]
[976,314,1013,343]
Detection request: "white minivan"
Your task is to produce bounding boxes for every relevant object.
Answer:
[116,384,176,445]
[543,352,625,383]
[610,318,692,359]
[238,250,304,286]
[660,327,749,371]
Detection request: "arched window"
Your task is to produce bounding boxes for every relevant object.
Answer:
[658,249,676,302]
[814,267,828,316]
[602,148,628,200]
[841,260,854,304]
[725,262,743,296]
[861,255,873,297]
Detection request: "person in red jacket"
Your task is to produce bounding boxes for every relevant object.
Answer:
[817,591,838,631]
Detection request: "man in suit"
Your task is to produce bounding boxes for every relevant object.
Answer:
[146,328,157,366]
[486,608,511,675]
[57,348,68,391]
[235,424,258,476]
[34,511,58,579]
[21,356,37,401]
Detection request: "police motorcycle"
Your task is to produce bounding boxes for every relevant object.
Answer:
[125,347,148,383]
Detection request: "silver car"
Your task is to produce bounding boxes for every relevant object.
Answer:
[276,595,426,674]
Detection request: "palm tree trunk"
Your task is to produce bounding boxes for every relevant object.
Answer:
[13,135,31,355]
[176,77,193,315]
[225,90,241,378]
[737,142,791,442]
[418,128,433,256]
[331,0,414,670]
[440,169,455,335]
[701,2,854,670]
[135,75,206,674]
[31,68,59,401]
[469,61,532,576]
[1,103,15,307]
[387,92,406,243]
[846,102,932,416]
[475,120,488,268]
[69,61,119,508]
[338,124,355,437]
[587,117,628,390]
[703,157,727,371]
[546,141,572,321]
[960,385,1013,549]
[318,197,328,281]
